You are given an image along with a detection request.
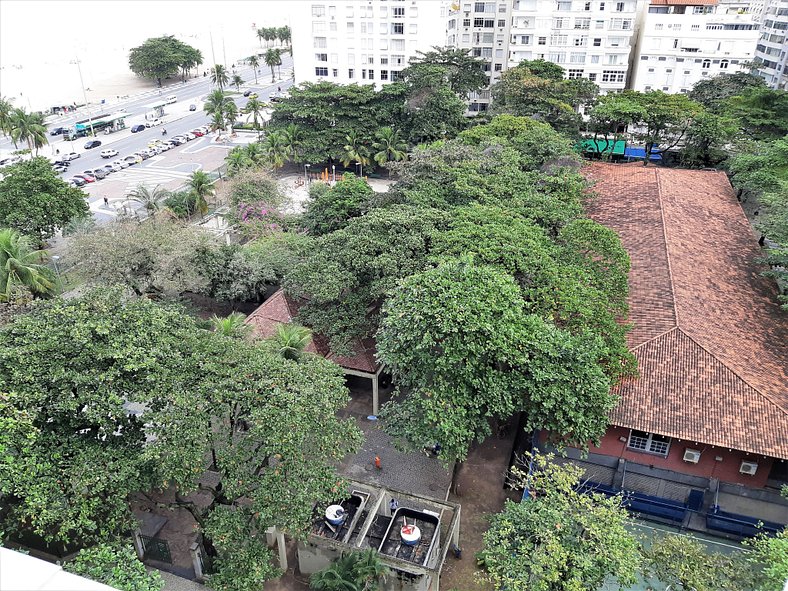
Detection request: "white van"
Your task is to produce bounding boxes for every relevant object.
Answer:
[165,95,177,105]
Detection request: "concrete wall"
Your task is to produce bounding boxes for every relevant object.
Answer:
[590,425,775,488]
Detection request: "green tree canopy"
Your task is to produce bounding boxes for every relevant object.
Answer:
[64,544,164,591]
[284,206,450,352]
[406,46,487,98]
[129,36,201,87]
[721,86,788,140]
[0,157,89,241]
[688,71,767,113]
[479,454,641,591]
[403,64,467,144]
[0,228,56,302]
[377,259,616,463]
[301,174,374,236]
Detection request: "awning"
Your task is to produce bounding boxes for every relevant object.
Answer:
[579,138,626,155]
[624,147,663,160]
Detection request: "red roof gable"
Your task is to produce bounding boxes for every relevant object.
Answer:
[584,163,788,459]
[245,290,379,374]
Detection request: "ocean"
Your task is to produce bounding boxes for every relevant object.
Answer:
[0,0,293,111]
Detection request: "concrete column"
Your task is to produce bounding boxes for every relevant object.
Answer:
[451,505,461,549]
[131,530,145,560]
[189,541,205,582]
[276,528,287,570]
[372,375,379,416]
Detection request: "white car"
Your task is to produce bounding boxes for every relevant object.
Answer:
[112,159,129,169]
[124,155,142,165]
[106,162,123,172]
[145,118,163,128]
[100,148,119,159]
[184,132,196,140]
[171,136,187,145]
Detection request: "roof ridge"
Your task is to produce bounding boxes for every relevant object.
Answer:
[653,168,680,328]
[630,326,679,351]
[675,327,788,418]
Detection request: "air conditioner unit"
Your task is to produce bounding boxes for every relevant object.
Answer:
[683,448,701,463]
[740,460,759,475]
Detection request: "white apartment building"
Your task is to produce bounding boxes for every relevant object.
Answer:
[507,0,642,93]
[754,0,788,88]
[290,1,451,89]
[630,0,760,93]
[446,1,513,111]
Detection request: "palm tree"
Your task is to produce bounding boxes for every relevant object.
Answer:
[274,49,283,79]
[210,312,251,338]
[283,123,303,162]
[186,170,215,216]
[232,74,244,91]
[204,89,235,131]
[209,110,226,133]
[226,147,253,175]
[256,28,265,47]
[278,26,291,46]
[372,127,407,175]
[210,64,229,90]
[310,550,388,591]
[341,130,370,169]
[351,549,389,591]
[243,97,266,140]
[269,323,312,361]
[222,100,238,130]
[0,96,15,140]
[264,49,279,83]
[126,183,168,218]
[0,228,56,302]
[10,108,48,154]
[244,141,265,165]
[248,55,260,84]
[261,130,289,168]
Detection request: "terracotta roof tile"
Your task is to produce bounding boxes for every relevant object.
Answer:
[584,163,788,459]
[245,290,379,374]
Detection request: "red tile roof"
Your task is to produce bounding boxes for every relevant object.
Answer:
[584,163,788,459]
[245,290,379,374]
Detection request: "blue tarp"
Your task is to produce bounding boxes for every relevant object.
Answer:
[624,147,663,161]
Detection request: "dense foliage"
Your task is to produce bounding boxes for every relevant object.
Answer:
[479,454,641,591]
[0,157,89,241]
[64,544,164,591]
[128,35,203,86]
[301,174,373,236]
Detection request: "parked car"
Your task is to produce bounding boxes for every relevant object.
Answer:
[53,164,68,173]
[248,93,258,99]
[162,140,178,149]
[184,132,196,140]
[170,136,187,145]
[50,127,67,136]
[63,152,80,161]
[101,164,118,173]
[243,89,251,97]
[189,104,197,111]
[73,174,95,183]
[84,140,102,149]
[112,159,129,169]
[124,155,142,165]
[83,169,107,179]
[145,118,163,128]
[190,129,204,137]
[135,151,151,160]
[100,148,119,158]
[131,124,146,133]
[67,177,86,187]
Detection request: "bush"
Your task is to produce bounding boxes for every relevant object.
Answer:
[163,190,198,218]
[64,544,163,591]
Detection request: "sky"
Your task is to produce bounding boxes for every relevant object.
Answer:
[0,0,293,108]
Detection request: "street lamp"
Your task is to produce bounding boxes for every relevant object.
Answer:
[70,57,95,137]
[304,164,310,184]
[332,164,336,183]
[357,162,363,177]
[51,255,62,289]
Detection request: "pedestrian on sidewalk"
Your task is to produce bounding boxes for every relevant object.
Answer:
[103,196,109,207]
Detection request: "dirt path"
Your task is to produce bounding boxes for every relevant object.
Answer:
[439,429,519,591]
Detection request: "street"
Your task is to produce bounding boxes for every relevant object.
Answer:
[1,53,294,222]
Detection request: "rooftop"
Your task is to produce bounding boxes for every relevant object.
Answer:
[583,162,788,460]
[245,290,380,375]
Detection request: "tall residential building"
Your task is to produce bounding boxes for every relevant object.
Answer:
[446,1,514,112]
[629,0,760,93]
[754,0,788,88]
[508,0,642,93]
[290,1,451,89]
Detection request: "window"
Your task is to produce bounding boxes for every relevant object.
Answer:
[380,56,388,65]
[574,35,588,46]
[616,1,625,11]
[348,68,354,79]
[601,69,625,82]
[593,37,602,46]
[392,23,404,34]
[570,52,586,63]
[347,22,354,32]
[381,69,389,80]
[693,5,712,13]
[591,54,600,63]
[347,53,355,65]
[346,4,353,17]
[595,20,605,29]
[409,24,418,34]
[599,1,605,9]
[315,67,328,76]
[702,59,711,69]
[392,54,406,66]
[551,34,568,45]
[691,24,699,30]
[610,18,631,29]
[494,62,503,71]
[538,36,547,45]
[315,53,328,61]
[568,68,584,78]
[627,430,671,456]
[720,59,729,69]
[368,70,374,80]
[584,1,591,9]
[312,4,325,17]
[314,37,327,48]
[589,72,597,80]
[392,39,405,51]
[332,68,338,77]
[463,17,471,26]
[498,19,506,27]
[655,23,663,30]
[557,1,572,9]
[474,17,485,26]
[313,21,326,33]
[393,6,405,17]
[331,53,338,64]
[575,18,591,29]
[553,17,568,28]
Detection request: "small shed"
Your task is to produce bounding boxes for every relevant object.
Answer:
[245,290,385,414]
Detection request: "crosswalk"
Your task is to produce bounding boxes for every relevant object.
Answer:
[111,165,194,190]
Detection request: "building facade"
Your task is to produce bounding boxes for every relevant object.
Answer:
[290,1,451,89]
[754,0,788,88]
[630,0,760,93]
[446,1,513,111]
[508,0,642,92]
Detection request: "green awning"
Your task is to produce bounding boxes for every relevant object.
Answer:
[578,138,626,155]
